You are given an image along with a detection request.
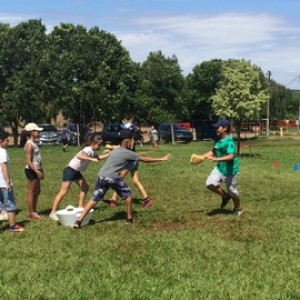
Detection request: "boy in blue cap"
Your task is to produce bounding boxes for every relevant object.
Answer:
[201,119,242,215]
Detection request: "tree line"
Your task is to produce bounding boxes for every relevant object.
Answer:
[0,19,299,146]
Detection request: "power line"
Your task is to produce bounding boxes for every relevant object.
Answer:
[286,75,300,87]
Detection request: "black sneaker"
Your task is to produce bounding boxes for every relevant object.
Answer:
[220,196,231,209]
[73,220,82,228]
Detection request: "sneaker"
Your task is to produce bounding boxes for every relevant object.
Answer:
[73,220,82,228]
[232,209,243,215]
[0,213,9,221]
[126,218,135,223]
[220,196,231,209]
[103,199,117,207]
[49,212,59,221]
[143,197,153,208]
[9,224,25,233]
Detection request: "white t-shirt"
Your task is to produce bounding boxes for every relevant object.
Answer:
[68,146,99,172]
[0,147,12,188]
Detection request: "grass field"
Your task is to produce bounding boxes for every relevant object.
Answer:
[1,137,300,299]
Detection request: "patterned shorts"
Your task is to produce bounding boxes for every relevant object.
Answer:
[92,177,131,202]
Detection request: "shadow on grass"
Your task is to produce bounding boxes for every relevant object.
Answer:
[207,208,234,216]
[240,153,261,158]
[40,208,52,215]
[96,210,139,223]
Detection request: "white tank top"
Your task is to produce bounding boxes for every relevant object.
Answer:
[25,140,42,169]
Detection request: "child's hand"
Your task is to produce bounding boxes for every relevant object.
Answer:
[163,153,172,161]
[37,170,44,180]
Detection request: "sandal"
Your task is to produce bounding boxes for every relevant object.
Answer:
[29,212,42,220]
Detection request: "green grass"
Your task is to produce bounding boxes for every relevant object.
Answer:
[1,138,300,299]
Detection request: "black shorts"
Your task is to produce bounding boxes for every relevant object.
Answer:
[25,168,42,180]
[62,167,83,182]
[61,138,70,146]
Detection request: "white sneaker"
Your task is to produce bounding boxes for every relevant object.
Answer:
[49,212,59,221]
[0,213,8,221]
[232,209,243,216]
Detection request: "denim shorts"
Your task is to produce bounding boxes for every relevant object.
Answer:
[124,160,139,170]
[206,167,239,196]
[62,167,83,182]
[91,177,131,202]
[0,188,16,211]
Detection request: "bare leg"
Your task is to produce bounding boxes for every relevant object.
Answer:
[130,169,148,199]
[51,181,72,213]
[207,184,229,199]
[125,195,133,220]
[8,211,16,227]
[32,179,41,213]
[231,195,241,210]
[27,179,40,216]
[75,179,89,207]
[77,200,97,222]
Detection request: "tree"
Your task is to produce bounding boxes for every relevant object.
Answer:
[47,23,136,126]
[183,59,223,121]
[133,51,185,125]
[211,59,269,155]
[268,81,294,120]
[0,20,47,145]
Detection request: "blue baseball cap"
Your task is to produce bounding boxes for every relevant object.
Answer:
[213,119,231,128]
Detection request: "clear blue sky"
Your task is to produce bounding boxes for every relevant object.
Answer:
[1,0,300,89]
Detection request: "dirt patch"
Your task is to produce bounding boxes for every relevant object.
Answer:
[151,221,183,231]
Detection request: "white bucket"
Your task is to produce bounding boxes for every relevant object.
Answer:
[56,205,94,227]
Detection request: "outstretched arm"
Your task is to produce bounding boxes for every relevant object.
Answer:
[208,153,234,162]
[139,153,172,163]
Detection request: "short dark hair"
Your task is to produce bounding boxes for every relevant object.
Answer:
[0,131,8,140]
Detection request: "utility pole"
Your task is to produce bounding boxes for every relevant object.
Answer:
[266,71,271,137]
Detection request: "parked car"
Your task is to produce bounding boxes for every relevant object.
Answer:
[101,123,125,145]
[36,124,60,146]
[158,123,193,142]
[101,123,143,145]
[67,123,90,145]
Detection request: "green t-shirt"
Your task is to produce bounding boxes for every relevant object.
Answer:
[213,135,240,175]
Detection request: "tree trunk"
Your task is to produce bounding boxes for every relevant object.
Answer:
[10,119,20,146]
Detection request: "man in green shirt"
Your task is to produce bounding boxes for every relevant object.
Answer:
[202,119,242,215]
